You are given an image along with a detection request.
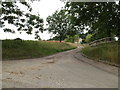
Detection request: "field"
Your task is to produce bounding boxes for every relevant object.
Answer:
[2,40,77,60]
[81,41,119,64]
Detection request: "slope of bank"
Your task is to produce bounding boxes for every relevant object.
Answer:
[81,41,119,65]
[2,40,77,60]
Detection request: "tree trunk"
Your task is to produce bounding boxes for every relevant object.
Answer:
[60,39,62,42]
[59,35,62,43]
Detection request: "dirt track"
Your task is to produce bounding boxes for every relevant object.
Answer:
[2,48,118,88]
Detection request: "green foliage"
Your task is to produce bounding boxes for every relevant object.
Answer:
[64,35,73,42]
[81,42,119,64]
[64,35,79,43]
[46,9,78,42]
[2,40,77,60]
[85,34,93,43]
[0,2,44,39]
[46,10,68,42]
[65,2,120,41]
[74,35,79,42]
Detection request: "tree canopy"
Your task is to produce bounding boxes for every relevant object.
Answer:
[1,1,119,41]
[65,2,120,41]
[46,9,79,42]
[0,1,44,40]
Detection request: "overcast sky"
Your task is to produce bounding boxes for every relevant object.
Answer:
[0,0,65,40]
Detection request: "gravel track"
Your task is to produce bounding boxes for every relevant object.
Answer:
[2,48,118,88]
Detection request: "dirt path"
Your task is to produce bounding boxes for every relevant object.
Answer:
[2,48,118,88]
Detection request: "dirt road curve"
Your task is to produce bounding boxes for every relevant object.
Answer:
[2,48,118,88]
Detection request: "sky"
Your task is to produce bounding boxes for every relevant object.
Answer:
[1,0,118,40]
[0,0,65,40]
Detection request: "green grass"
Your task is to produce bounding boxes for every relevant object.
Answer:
[81,41,119,64]
[2,40,77,60]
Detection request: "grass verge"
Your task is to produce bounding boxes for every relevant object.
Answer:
[2,40,77,60]
[81,41,119,64]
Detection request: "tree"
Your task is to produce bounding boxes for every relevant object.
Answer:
[64,34,79,43]
[0,1,44,39]
[85,34,93,43]
[65,2,120,41]
[46,10,69,42]
[46,9,79,42]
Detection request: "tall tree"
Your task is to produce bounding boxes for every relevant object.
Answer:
[65,2,120,41]
[46,10,76,42]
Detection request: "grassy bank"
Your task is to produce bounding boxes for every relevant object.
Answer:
[81,41,119,64]
[2,40,77,60]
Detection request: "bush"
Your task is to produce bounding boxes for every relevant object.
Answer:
[64,35,79,43]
